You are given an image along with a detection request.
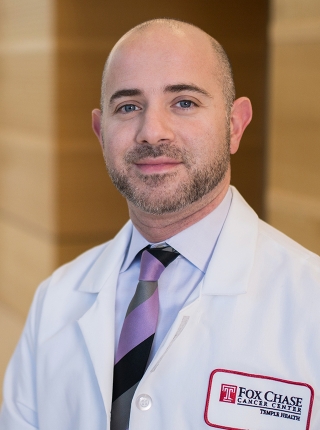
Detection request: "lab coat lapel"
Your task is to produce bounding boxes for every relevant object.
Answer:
[77,221,132,415]
[76,187,259,413]
[202,187,259,296]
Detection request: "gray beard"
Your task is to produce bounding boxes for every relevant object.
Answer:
[105,140,230,215]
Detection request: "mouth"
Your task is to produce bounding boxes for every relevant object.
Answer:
[134,157,182,174]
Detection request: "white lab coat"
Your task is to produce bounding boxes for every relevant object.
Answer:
[1,187,320,430]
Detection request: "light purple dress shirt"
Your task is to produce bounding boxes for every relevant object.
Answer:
[115,188,232,361]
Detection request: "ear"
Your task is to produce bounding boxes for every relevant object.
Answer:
[92,109,103,147]
[229,97,252,155]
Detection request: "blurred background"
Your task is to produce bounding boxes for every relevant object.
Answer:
[0,0,320,400]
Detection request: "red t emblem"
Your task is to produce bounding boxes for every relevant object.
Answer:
[219,384,237,403]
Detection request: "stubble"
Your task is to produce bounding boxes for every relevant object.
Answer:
[104,134,230,215]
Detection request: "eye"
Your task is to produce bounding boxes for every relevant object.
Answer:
[176,100,195,109]
[119,104,139,113]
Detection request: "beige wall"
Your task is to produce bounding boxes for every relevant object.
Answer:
[267,0,320,254]
[0,0,55,393]
[0,0,54,311]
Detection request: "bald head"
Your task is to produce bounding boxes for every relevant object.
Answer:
[100,19,235,116]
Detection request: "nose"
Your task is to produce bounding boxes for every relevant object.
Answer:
[135,106,175,145]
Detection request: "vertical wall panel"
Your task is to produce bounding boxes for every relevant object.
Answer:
[0,0,57,402]
[0,0,56,314]
[267,0,320,254]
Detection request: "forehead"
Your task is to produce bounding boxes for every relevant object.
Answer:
[103,27,220,99]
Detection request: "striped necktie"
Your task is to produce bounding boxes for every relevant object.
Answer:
[111,245,179,430]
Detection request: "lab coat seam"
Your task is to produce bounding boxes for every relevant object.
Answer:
[15,400,38,427]
[150,315,190,372]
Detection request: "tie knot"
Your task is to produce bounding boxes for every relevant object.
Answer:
[139,246,179,281]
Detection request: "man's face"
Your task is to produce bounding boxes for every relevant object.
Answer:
[99,27,231,215]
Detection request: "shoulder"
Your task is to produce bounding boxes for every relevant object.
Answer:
[249,219,320,308]
[230,186,320,272]
[228,187,320,297]
[27,242,113,329]
[25,221,133,340]
[47,219,132,290]
[32,220,132,306]
[257,219,320,271]
[49,241,112,287]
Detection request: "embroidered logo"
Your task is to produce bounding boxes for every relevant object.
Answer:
[205,370,314,430]
[219,384,237,403]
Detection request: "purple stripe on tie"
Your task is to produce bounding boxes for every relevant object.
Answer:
[139,251,165,281]
[115,289,159,364]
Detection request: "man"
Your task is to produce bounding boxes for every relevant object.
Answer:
[1,18,320,430]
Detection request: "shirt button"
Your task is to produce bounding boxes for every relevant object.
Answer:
[136,394,152,411]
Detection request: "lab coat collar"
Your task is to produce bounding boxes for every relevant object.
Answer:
[77,186,258,297]
[202,186,259,296]
[77,220,133,293]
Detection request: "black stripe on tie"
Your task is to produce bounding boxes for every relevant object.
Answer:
[112,335,154,402]
[147,248,179,267]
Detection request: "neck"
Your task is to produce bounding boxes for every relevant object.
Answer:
[128,177,230,243]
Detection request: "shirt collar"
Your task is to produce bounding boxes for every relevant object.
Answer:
[121,187,232,273]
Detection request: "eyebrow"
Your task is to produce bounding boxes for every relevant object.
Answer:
[109,88,142,105]
[164,84,212,98]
